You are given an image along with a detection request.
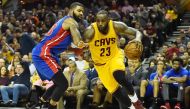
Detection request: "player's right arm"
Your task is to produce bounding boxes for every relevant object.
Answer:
[83,25,95,43]
[62,18,85,48]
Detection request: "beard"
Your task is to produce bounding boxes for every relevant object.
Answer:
[73,12,81,22]
[98,23,108,34]
[174,67,180,72]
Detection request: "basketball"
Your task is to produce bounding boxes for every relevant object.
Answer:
[124,41,143,59]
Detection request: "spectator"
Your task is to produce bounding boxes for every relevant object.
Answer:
[85,59,98,90]
[86,11,95,24]
[136,4,149,28]
[161,44,169,56]
[160,58,188,109]
[8,62,15,79]
[0,61,31,106]
[145,59,157,79]
[185,70,190,109]
[1,44,14,63]
[179,29,190,45]
[121,0,133,15]
[143,22,157,53]
[8,54,21,71]
[142,29,152,58]
[14,28,36,56]
[0,58,6,68]
[0,66,10,86]
[140,60,165,108]
[26,72,54,108]
[154,4,166,47]
[5,29,13,44]
[59,51,69,70]
[166,41,179,61]
[110,0,118,10]
[75,54,89,72]
[126,58,146,97]
[185,86,190,109]
[89,78,113,109]
[155,53,171,71]
[175,37,184,47]
[181,54,190,73]
[11,37,20,52]
[57,60,88,109]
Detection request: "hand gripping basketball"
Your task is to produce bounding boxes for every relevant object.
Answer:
[124,41,143,60]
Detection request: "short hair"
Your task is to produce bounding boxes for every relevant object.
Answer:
[70,2,84,9]
[15,28,22,33]
[172,57,183,65]
[149,59,157,66]
[96,10,109,16]
[68,60,77,67]
[157,59,166,65]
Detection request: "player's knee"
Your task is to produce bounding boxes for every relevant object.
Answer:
[59,76,68,90]
[61,78,68,90]
[52,70,68,90]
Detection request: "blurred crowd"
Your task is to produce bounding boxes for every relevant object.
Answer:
[1,0,190,109]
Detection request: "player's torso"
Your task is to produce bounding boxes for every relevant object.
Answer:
[38,16,72,55]
[89,20,119,64]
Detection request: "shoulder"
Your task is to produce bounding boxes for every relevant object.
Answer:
[78,70,87,77]
[150,72,156,77]
[63,71,69,76]
[83,25,95,42]
[85,70,89,74]
[85,25,95,34]
[63,17,78,27]
[165,69,173,75]
[149,73,156,79]
[64,17,75,23]
[86,24,94,30]
[78,69,85,75]
[181,68,188,74]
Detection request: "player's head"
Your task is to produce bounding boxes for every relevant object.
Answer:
[96,10,110,32]
[70,2,84,22]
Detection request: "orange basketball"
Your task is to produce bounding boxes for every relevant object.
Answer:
[124,41,143,60]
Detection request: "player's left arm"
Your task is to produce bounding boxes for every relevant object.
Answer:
[113,21,142,42]
[83,25,95,43]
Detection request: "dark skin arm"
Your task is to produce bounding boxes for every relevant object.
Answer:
[113,21,142,42]
[161,76,177,83]
[63,18,84,48]
[83,21,142,43]
[169,76,187,83]
[83,25,95,43]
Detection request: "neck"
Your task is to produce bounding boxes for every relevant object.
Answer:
[99,28,109,34]
[68,11,73,17]
[157,70,163,76]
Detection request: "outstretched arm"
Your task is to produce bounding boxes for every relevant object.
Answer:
[113,21,142,42]
[63,18,85,48]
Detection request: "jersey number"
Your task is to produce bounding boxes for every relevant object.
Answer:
[100,47,111,57]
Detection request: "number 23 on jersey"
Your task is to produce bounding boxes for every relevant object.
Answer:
[100,47,111,57]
